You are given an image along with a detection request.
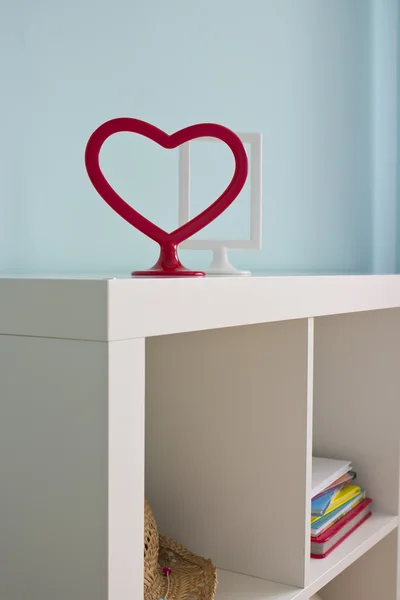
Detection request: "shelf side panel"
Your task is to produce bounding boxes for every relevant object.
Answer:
[0,279,108,340]
[146,319,311,588]
[0,335,109,600]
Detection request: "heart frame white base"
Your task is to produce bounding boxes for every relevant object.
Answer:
[205,246,250,277]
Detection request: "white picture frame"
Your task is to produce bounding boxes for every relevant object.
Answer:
[178,132,263,276]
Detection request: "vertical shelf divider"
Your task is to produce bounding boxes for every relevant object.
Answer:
[304,317,315,586]
[145,319,312,588]
[108,339,145,600]
[313,309,400,599]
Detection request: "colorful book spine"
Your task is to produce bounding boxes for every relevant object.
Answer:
[311,484,361,524]
[311,498,372,558]
[312,488,341,516]
[311,490,366,537]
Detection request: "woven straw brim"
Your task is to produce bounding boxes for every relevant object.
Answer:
[146,536,217,600]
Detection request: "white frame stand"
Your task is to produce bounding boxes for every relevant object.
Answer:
[178,132,263,276]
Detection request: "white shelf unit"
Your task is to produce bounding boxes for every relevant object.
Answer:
[1,274,400,600]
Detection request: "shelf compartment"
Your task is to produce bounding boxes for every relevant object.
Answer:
[215,514,398,600]
[215,569,301,600]
[145,319,312,587]
[310,513,398,593]
[312,308,400,599]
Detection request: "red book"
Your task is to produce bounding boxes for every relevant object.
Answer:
[311,498,372,559]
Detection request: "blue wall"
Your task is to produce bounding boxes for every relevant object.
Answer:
[397,1,400,272]
[0,7,23,271]
[1,0,397,275]
[372,0,398,273]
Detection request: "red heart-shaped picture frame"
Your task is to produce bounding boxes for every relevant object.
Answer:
[85,118,248,276]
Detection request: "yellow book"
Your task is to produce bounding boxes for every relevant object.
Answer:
[311,484,361,524]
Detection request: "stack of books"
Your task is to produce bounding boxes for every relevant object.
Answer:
[311,457,372,559]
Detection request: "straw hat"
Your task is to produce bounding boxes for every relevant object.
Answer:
[144,498,217,600]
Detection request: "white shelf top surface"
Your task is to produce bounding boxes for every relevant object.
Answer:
[215,513,398,600]
[1,274,400,340]
[0,270,382,280]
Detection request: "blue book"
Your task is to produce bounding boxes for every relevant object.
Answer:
[311,488,339,516]
[311,490,366,537]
